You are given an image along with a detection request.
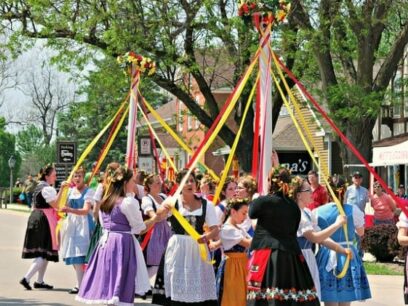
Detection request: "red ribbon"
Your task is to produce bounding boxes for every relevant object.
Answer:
[183,51,260,173]
[275,55,408,217]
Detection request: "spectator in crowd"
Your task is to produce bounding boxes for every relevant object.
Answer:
[397,184,407,200]
[344,171,369,258]
[344,171,369,213]
[328,174,347,204]
[15,177,23,188]
[307,170,329,210]
[23,175,37,209]
[369,182,396,225]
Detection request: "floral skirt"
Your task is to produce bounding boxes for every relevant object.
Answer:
[247,248,319,306]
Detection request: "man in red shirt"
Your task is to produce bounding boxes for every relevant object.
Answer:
[307,170,329,210]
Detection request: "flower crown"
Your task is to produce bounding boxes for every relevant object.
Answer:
[117,52,156,76]
[269,165,299,198]
[238,0,291,24]
[226,197,250,210]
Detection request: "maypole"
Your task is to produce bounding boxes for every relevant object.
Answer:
[257,15,273,195]
[117,52,156,169]
[239,0,291,194]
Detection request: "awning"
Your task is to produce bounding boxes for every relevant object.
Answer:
[372,139,408,166]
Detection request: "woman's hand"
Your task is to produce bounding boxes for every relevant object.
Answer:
[162,196,176,210]
[334,215,347,227]
[60,181,70,189]
[208,240,221,251]
[342,248,353,259]
[197,235,208,244]
[60,206,71,213]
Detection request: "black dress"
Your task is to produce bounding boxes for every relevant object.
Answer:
[22,181,59,262]
[247,193,319,306]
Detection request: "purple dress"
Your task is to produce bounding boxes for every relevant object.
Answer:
[77,200,143,306]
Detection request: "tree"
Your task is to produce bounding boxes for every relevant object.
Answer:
[290,0,408,176]
[57,57,170,168]
[2,1,405,174]
[18,55,76,145]
[16,124,55,176]
[0,116,19,187]
[0,0,301,171]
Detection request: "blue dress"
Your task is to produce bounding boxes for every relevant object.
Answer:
[316,203,371,302]
[61,187,95,265]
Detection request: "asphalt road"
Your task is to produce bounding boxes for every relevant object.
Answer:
[0,208,154,305]
[0,207,405,306]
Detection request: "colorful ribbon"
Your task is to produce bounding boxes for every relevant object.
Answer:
[213,72,260,203]
[268,50,350,278]
[274,54,408,218]
[139,92,219,182]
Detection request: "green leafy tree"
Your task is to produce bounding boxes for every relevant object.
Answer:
[290,0,408,176]
[0,0,301,171]
[1,0,406,174]
[57,57,169,169]
[0,117,20,187]
[16,124,55,176]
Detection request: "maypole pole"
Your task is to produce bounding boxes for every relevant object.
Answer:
[127,67,140,169]
[117,52,156,169]
[239,0,291,195]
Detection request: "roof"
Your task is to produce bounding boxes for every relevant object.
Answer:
[272,115,306,151]
[138,99,176,127]
[373,133,408,147]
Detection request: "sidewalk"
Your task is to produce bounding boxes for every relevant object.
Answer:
[1,202,31,212]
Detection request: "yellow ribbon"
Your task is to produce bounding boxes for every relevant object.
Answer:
[139,92,219,182]
[213,72,260,203]
[55,100,129,243]
[95,104,130,174]
[268,50,350,278]
[170,48,260,264]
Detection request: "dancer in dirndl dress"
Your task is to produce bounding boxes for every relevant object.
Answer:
[76,166,150,305]
[155,169,219,306]
[315,202,371,305]
[141,174,172,283]
[20,164,68,290]
[294,176,350,300]
[60,167,95,294]
[85,162,120,262]
[216,198,251,306]
[247,167,319,306]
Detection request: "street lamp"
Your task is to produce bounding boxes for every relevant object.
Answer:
[8,155,16,209]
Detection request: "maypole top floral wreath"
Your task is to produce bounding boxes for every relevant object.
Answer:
[117,51,156,76]
[238,0,291,24]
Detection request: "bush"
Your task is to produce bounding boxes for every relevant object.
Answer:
[361,224,401,262]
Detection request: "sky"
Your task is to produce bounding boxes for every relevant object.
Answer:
[0,41,87,135]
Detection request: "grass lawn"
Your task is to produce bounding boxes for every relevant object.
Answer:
[364,262,404,276]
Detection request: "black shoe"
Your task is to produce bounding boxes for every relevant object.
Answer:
[68,287,79,294]
[33,282,53,289]
[19,278,32,290]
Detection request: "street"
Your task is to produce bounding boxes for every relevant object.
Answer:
[0,207,405,306]
[0,208,153,305]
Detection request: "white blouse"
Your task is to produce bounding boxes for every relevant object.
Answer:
[297,208,320,237]
[397,212,408,229]
[176,195,218,227]
[221,223,250,251]
[141,193,167,215]
[42,186,57,203]
[93,183,104,202]
[120,196,146,235]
